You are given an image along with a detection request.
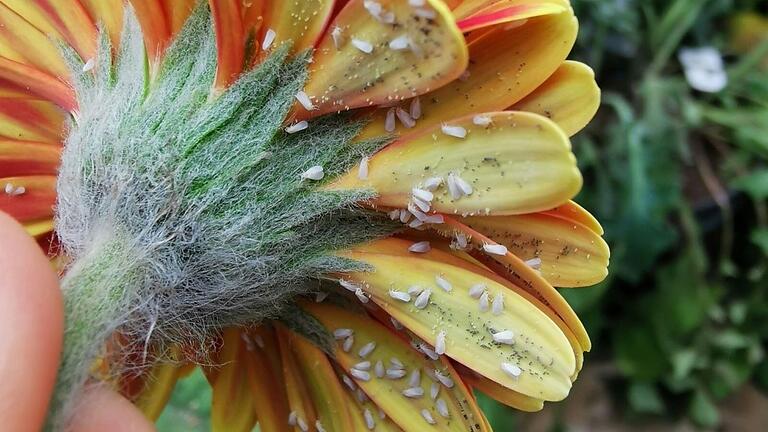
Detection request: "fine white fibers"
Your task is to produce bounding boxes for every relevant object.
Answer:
[434,370,454,388]
[285,120,308,133]
[479,291,490,312]
[501,362,523,378]
[421,409,436,424]
[82,58,95,72]
[403,387,424,398]
[469,283,486,298]
[262,28,276,50]
[350,367,371,381]
[441,123,467,138]
[483,243,508,255]
[388,289,411,302]
[355,288,369,303]
[408,241,430,253]
[364,408,376,430]
[436,398,450,418]
[414,289,431,309]
[412,188,434,202]
[384,107,396,132]
[492,292,504,315]
[389,35,411,51]
[331,26,344,49]
[295,91,314,111]
[343,336,354,352]
[396,107,416,128]
[423,177,442,191]
[358,156,369,180]
[352,38,374,54]
[359,341,377,358]
[525,257,542,270]
[435,275,452,292]
[472,115,492,126]
[492,330,515,344]
[410,97,422,119]
[333,328,353,339]
[409,368,421,387]
[435,330,446,355]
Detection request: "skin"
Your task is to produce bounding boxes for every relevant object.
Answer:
[0,212,154,431]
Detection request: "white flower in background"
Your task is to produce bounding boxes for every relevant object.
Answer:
[678,46,728,93]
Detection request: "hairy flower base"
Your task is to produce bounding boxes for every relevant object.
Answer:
[50,10,398,429]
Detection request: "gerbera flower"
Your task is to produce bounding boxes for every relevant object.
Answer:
[0,0,609,430]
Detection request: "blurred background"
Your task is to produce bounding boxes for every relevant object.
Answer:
[157,0,768,430]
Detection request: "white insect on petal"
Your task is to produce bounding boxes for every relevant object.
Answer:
[435,275,452,292]
[300,165,324,180]
[399,209,412,223]
[390,358,404,369]
[441,123,467,138]
[454,232,468,249]
[386,368,407,379]
[388,209,401,220]
[358,156,370,180]
[355,288,369,304]
[501,362,523,378]
[403,387,424,398]
[421,409,436,425]
[364,408,376,430]
[388,289,411,302]
[384,107,396,132]
[241,333,256,351]
[253,334,265,349]
[351,38,374,54]
[363,0,383,16]
[82,58,95,72]
[4,183,13,195]
[342,374,356,390]
[389,34,411,51]
[479,291,490,312]
[468,283,486,299]
[434,370,454,388]
[419,343,439,360]
[358,341,377,358]
[407,285,423,296]
[340,279,360,292]
[375,360,385,378]
[412,196,431,212]
[331,26,344,49]
[297,417,309,432]
[473,115,492,126]
[343,335,354,352]
[492,330,515,345]
[356,388,368,403]
[408,369,421,387]
[409,0,425,6]
[285,121,308,134]
[262,28,277,50]
[288,411,298,426]
[316,420,327,432]
[525,257,542,270]
[446,174,462,200]
[412,188,434,202]
[414,8,436,19]
[410,96,422,119]
[408,218,424,229]
[295,91,315,111]
[434,331,446,355]
[355,361,371,371]
[334,328,353,339]
[414,289,431,309]
[483,243,508,256]
[436,398,450,418]
[430,382,440,399]
[423,177,443,191]
[408,240,431,253]
[315,291,329,303]
[453,174,473,195]
[492,292,504,315]
[350,368,371,381]
[390,317,404,330]
[396,107,416,128]
[423,213,444,224]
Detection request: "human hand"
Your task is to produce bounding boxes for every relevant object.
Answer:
[0,212,154,431]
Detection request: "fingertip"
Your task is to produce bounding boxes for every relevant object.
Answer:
[68,384,156,432]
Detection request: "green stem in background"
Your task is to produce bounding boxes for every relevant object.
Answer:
[647,0,706,77]
[45,238,132,431]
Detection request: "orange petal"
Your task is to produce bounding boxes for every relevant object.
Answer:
[243,326,292,432]
[301,0,468,118]
[210,328,258,432]
[261,0,335,54]
[460,211,609,287]
[0,58,77,112]
[160,0,196,36]
[330,111,581,216]
[80,0,125,47]
[277,330,318,431]
[358,7,576,139]
[542,199,604,235]
[341,384,404,432]
[0,175,56,222]
[0,140,61,177]
[302,301,490,431]
[457,364,544,412]
[0,98,65,143]
[456,1,567,32]
[210,0,245,89]
[0,3,70,77]
[511,61,599,137]
[129,0,172,61]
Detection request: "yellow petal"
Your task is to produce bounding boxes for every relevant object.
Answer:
[279,326,355,432]
[458,365,544,412]
[24,218,54,237]
[0,58,77,111]
[0,98,65,143]
[461,211,609,287]
[451,0,570,19]
[262,0,334,54]
[511,61,599,137]
[210,328,258,432]
[301,0,468,118]
[243,326,292,432]
[335,239,576,401]
[81,0,125,47]
[0,140,61,177]
[277,329,318,431]
[330,111,581,216]
[341,384,404,432]
[302,301,490,431]
[0,3,70,77]
[357,7,576,139]
[134,349,184,421]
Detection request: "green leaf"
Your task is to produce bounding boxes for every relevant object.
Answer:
[751,228,768,256]
[733,169,768,200]
[688,390,719,428]
[627,382,665,414]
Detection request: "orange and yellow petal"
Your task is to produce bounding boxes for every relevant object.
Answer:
[209,328,258,432]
